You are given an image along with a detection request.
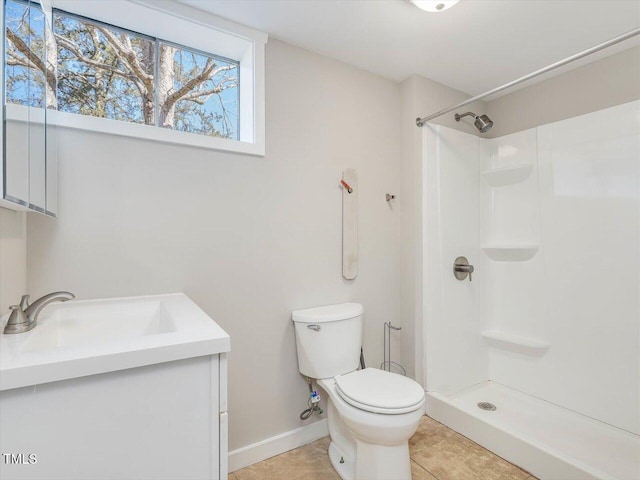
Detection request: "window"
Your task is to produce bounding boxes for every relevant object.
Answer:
[4,0,266,155]
[54,12,156,125]
[161,42,239,139]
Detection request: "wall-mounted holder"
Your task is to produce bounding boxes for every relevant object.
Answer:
[385,193,395,202]
[481,163,534,187]
[342,169,358,280]
[481,330,550,357]
[341,180,353,194]
[380,322,406,375]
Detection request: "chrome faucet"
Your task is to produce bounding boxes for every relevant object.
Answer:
[3,292,75,334]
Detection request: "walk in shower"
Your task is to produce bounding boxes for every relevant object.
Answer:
[421,100,639,480]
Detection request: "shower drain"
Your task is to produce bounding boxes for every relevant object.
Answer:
[477,402,497,411]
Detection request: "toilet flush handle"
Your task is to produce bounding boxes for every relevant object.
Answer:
[307,324,321,332]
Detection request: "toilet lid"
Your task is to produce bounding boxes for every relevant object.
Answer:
[335,368,424,414]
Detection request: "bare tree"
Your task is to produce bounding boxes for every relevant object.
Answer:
[5,2,238,138]
[5,5,57,108]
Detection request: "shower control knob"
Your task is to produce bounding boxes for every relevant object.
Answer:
[453,257,474,282]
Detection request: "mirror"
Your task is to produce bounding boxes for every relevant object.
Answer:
[2,0,57,216]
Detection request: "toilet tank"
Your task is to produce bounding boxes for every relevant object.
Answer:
[292,303,364,379]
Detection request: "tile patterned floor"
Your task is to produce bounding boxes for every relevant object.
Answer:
[230,416,538,480]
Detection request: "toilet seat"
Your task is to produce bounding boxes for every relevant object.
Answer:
[334,368,425,415]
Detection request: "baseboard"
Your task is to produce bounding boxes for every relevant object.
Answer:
[228,419,329,472]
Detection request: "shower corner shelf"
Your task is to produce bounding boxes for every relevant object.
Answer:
[481,330,550,356]
[481,163,533,186]
[482,245,539,261]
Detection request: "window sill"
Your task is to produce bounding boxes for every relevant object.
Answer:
[6,106,264,157]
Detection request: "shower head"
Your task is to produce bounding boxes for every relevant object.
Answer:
[454,112,494,133]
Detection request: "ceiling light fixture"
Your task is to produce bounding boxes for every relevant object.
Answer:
[409,0,460,12]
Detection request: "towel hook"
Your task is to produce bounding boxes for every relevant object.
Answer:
[341,179,353,194]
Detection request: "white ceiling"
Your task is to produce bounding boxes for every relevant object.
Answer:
[178,0,640,98]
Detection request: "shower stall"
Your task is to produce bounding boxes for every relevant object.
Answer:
[421,100,639,480]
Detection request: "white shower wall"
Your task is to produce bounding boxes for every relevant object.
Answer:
[423,125,487,396]
[487,101,640,435]
[424,100,640,435]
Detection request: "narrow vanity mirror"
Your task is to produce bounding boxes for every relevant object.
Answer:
[2,0,57,216]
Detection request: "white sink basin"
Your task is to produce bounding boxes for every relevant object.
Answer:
[21,298,176,352]
[0,293,229,390]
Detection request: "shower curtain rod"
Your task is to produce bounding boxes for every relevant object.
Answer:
[416,26,640,127]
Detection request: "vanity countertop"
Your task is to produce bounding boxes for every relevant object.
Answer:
[0,293,230,391]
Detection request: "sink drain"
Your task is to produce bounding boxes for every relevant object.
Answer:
[477,402,496,411]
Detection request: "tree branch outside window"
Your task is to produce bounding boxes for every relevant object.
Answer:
[4,0,239,139]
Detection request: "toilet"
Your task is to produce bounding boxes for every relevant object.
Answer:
[292,303,425,480]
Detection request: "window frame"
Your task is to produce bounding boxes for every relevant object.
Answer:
[6,0,267,156]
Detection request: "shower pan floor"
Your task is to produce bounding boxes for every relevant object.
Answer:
[426,381,639,480]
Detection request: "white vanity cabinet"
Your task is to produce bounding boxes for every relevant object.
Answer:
[1,0,58,216]
[0,293,230,480]
[0,354,228,480]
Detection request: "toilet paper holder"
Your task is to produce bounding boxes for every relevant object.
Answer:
[380,322,406,375]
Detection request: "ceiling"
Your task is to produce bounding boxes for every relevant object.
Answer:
[178,0,640,98]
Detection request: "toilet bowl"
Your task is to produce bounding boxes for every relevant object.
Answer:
[318,369,425,480]
[292,303,425,480]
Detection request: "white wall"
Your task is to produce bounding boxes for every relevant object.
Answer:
[25,39,401,451]
[0,208,27,315]
[486,47,640,138]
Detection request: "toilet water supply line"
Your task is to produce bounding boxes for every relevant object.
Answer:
[299,377,323,420]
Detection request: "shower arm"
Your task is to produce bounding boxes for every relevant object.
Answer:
[454,112,477,121]
[416,26,640,127]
